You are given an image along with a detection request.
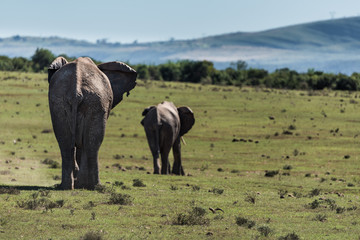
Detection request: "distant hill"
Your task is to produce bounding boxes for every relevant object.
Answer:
[1,17,360,74]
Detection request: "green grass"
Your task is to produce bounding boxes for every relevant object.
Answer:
[1,71,360,239]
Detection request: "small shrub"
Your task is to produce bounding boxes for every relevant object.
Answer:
[133,179,146,187]
[172,207,209,226]
[113,181,124,187]
[0,187,20,195]
[314,214,327,222]
[325,199,337,210]
[244,192,257,204]
[257,225,273,237]
[347,206,357,211]
[209,188,224,195]
[265,170,279,177]
[282,130,293,135]
[288,125,296,130]
[292,192,303,198]
[53,175,61,180]
[39,190,51,197]
[231,169,240,173]
[192,185,200,191]
[336,207,346,214]
[308,188,321,197]
[80,231,103,240]
[17,196,64,211]
[121,185,131,190]
[109,193,133,205]
[278,232,301,240]
[200,164,209,171]
[113,154,123,160]
[235,216,256,229]
[83,201,96,210]
[278,189,288,198]
[94,184,109,194]
[41,158,60,169]
[320,177,327,183]
[55,200,65,208]
[283,165,293,170]
[305,173,311,177]
[307,200,320,209]
[0,218,8,227]
[170,185,178,191]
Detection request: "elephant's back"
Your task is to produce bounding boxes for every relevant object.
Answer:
[158,102,179,123]
[49,59,112,107]
[48,62,79,106]
[76,59,112,106]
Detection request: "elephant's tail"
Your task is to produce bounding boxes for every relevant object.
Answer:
[155,125,161,154]
[181,136,186,145]
[69,98,80,149]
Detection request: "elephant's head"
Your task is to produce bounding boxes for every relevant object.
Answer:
[98,62,137,109]
[177,107,195,136]
[48,57,68,83]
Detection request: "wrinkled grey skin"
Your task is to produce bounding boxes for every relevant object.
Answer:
[141,101,195,175]
[48,57,137,190]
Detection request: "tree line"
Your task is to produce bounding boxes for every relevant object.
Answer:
[1,48,360,91]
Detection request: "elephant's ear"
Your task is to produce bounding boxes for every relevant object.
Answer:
[178,107,195,136]
[48,57,68,83]
[98,62,137,109]
[141,106,155,126]
[142,106,155,116]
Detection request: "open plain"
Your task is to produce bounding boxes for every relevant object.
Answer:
[0,71,360,239]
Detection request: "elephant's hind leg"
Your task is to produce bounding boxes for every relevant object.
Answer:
[159,126,173,175]
[75,113,105,190]
[50,106,76,190]
[172,138,185,175]
[145,128,161,174]
[59,147,76,189]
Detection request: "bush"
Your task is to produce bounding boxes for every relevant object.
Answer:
[159,62,181,81]
[17,193,64,211]
[257,225,273,237]
[0,56,14,70]
[265,170,279,177]
[108,193,133,205]
[135,64,149,79]
[0,187,20,195]
[80,231,104,240]
[31,48,55,72]
[133,179,146,187]
[278,232,301,240]
[209,188,224,195]
[172,207,209,226]
[41,158,60,169]
[235,216,256,228]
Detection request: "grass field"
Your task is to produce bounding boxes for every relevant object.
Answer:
[0,71,360,239]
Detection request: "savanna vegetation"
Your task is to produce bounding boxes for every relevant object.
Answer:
[2,48,360,91]
[0,70,360,239]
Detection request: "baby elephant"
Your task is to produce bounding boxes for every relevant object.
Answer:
[141,101,195,175]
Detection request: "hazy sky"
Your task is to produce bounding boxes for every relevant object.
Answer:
[1,0,359,43]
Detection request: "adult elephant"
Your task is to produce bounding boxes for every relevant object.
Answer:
[141,101,195,175]
[48,57,137,190]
